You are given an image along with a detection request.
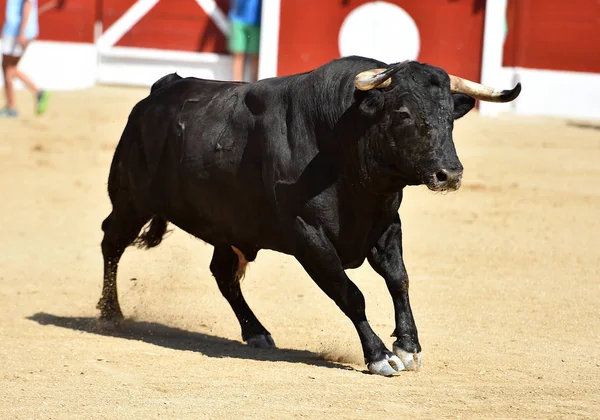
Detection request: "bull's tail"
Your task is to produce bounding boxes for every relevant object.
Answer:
[133,216,170,249]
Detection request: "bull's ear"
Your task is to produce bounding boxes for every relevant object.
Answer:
[358,90,385,119]
[452,93,476,119]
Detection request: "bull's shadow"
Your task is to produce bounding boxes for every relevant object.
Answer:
[27,312,356,372]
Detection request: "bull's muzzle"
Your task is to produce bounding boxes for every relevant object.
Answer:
[427,169,463,192]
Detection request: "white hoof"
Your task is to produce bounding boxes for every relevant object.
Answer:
[367,354,404,376]
[393,344,422,371]
[246,334,276,349]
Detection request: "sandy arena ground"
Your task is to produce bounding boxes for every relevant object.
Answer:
[0,86,599,419]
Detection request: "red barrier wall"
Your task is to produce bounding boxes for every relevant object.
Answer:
[101,0,228,53]
[0,0,228,50]
[1,0,598,75]
[277,0,487,81]
[503,0,600,73]
[0,0,96,43]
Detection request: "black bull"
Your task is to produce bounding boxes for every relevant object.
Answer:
[98,56,520,376]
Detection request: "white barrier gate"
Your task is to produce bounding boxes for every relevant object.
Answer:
[95,0,234,87]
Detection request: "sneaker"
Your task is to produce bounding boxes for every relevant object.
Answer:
[0,107,18,118]
[36,90,49,115]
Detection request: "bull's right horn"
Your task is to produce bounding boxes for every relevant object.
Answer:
[449,75,521,103]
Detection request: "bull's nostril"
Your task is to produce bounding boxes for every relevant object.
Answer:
[435,170,448,183]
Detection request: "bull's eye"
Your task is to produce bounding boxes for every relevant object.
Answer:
[394,106,412,122]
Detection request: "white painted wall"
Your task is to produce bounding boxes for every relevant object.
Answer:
[480,65,600,121]
[510,68,600,120]
[257,0,281,80]
[479,0,513,116]
[478,0,599,121]
[96,46,233,87]
[0,40,97,90]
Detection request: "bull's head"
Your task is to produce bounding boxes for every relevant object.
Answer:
[352,61,521,192]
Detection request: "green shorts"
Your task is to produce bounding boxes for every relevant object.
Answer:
[227,21,261,55]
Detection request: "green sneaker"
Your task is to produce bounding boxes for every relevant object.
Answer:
[36,90,49,115]
[0,107,18,118]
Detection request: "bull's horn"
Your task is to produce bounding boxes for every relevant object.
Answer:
[354,68,393,90]
[354,61,409,91]
[449,75,521,103]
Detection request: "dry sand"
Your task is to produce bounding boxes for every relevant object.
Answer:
[1,86,599,419]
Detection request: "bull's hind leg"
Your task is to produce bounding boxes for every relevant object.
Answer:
[209,246,275,348]
[98,201,151,322]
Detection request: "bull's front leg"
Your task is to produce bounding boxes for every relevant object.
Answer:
[367,214,422,371]
[293,217,404,376]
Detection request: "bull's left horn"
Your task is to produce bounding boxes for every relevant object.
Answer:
[354,68,393,91]
[354,61,409,91]
[449,75,521,103]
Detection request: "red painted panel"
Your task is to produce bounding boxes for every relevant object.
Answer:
[102,0,228,53]
[0,0,96,43]
[277,0,486,81]
[503,0,600,73]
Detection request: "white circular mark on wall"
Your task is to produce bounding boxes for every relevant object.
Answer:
[338,1,420,64]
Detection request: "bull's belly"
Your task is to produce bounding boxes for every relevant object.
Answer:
[146,180,286,253]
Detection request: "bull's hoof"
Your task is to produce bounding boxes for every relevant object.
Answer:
[367,351,406,376]
[246,334,276,349]
[393,343,422,371]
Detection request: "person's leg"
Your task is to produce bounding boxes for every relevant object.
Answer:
[1,37,49,116]
[7,40,49,115]
[232,53,245,82]
[1,35,24,114]
[2,54,19,110]
[249,54,259,82]
[15,40,49,115]
[247,24,261,82]
[3,56,50,116]
[14,68,38,94]
[228,21,247,81]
